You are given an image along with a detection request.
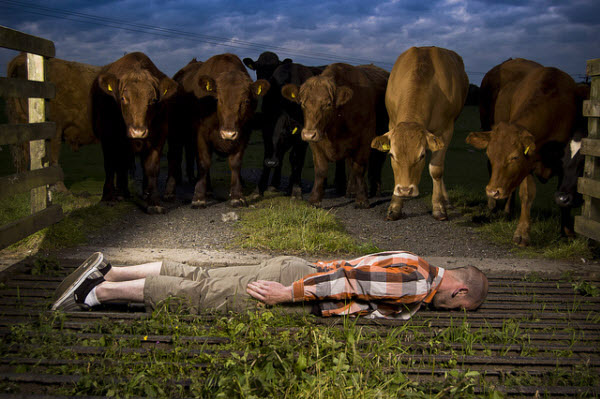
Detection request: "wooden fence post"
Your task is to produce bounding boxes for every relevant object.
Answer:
[575,58,600,241]
[27,52,49,214]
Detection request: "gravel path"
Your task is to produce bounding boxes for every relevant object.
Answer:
[88,168,514,259]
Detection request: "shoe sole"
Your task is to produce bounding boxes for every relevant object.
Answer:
[51,252,104,311]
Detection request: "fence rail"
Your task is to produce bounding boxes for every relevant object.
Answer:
[0,25,63,250]
[575,58,600,242]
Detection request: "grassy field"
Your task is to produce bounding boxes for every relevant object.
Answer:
[0,102,592,258]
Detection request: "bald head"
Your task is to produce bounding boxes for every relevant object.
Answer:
[432,266,489,310]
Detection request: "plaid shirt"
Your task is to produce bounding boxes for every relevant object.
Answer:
[291,251,445,319]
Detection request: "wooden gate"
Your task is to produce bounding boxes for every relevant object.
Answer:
[0,26,63,250]
[576,58,600,242]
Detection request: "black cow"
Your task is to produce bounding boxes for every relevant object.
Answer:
[243,51,292,80]
[257,62,324,197]
[555,132,586,237]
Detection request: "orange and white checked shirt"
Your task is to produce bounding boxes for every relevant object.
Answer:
[292,251,445,320]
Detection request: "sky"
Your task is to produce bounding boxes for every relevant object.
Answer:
[0,0,598,85]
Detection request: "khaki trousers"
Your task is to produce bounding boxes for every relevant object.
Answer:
[143,256,316,314]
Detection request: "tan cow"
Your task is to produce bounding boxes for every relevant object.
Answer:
[371,47,469,221]
[7,53,100,191]
[466,60,578,246]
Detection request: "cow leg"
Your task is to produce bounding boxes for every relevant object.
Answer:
[514,175,536,246]
[335,159,347,196]
[368,148,385,197]
[143,147,165,215]
[352,159,369,209]
[100,141,118,202]
[289,140,307,199]
[165,132,183,201]
[429,147,449,221]
[229,150,247,208]
[386,195,404,221]
[192,139,211,209]
[48,131,68,193]
[308,147,328,207]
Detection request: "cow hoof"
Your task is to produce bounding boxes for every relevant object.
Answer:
[291,186,302,200]
[231,198,248,208]
[433,211,448,221]
[147,205,166,215]
[248,192,262,201]
[385,210,403,221]
[309,201,323,208]
[266,186,278,193]
[355,200,370,209]
[512,233,530,247]
[191,200,207,209]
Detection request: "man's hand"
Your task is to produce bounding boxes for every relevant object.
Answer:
[247,280,293,305]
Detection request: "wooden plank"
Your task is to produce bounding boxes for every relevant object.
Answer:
[28,53,47,214]
[0,166,63,199]
[575,215,600,243]
[578,177,600,199]
[0,26,55,57]
[0,205,63,250]
[584,100,600,118]
[588,58,600,77]
[0,77,55,99]
[0,122,56,145]
[581,137,600,157]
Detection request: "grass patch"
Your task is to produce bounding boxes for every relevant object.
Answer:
[237,196,379,255]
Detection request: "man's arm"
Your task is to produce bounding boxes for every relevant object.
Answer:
[247,280,293,305]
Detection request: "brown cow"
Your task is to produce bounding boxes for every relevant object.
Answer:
[90,52,177,214]
[7,53,100,191]
[281,63,389,208]
[165,53,270,208]
[371,47,469,221]
[466,60,578,246]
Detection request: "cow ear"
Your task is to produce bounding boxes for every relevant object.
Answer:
[98,73,118,99]
[425,131,445,152]
[159,77,178,100]
[282,58,293,65]
[519,130,536,156]
[252,79,270,97]
[281,84,300,103]
[195,75,217,98]
[466,131,491,149]
[371,133,391,152]
[243,58,256,70]
[336,86,353,107]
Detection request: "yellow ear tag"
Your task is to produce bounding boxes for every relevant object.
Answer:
[163,89,167,95]
[524,146,530,155]
[292,127,298,135]
[382,143,390,152]
[291,92,296,99]
[108,84,113,92]
[257,85,262,95]
[206,82,211,91]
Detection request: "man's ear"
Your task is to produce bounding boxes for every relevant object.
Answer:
[98,73,118,99]
[455,288,469,297]
[158,77,178,100]
[281,84,300,103]
[425,131,445,152]
[195,75,217,98]
[251,79,270,98]
[466,131,491,149]
[243,57,256,70]
[519,129,536,157]
[371,133,391,152]
[336,86,353,107]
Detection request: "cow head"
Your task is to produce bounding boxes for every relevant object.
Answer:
[264,112,303,168]
[195,71,270,141]
[98,71,177,139]
[243,51,292,80]
[282,76,353,142]
[371,122,444,198]
[466,121,536,200]
[555,135,585,208]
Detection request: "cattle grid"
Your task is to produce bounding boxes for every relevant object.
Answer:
[0,257,598,397]
[576,58,600,242]
[0,26,63,250]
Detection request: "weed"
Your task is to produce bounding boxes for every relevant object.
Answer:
[30,256,61,276]
[572,281,600,297]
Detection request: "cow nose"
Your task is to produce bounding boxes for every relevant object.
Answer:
[220,129,239,141]
[301,129,319,142]
[394,185,419,198]
[128,127,148,139]
[555,192,572,207]
[264,158,279,168]
[486,187,502,199]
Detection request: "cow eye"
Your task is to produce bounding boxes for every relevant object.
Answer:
[510,155,520,161]
[418,152,426,160]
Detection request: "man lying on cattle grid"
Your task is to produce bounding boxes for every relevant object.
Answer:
[51,251,488,319]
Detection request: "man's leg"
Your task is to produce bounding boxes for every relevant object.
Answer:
[104,262,162,281]
[95,279,145,303]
